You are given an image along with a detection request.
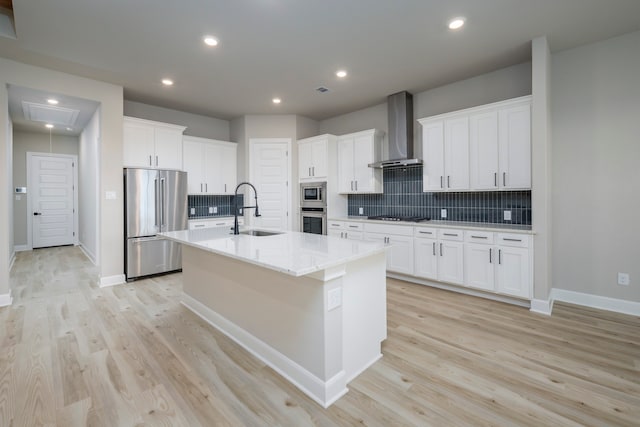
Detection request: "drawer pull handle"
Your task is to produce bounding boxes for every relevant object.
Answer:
[503,238,522,242]
[419,231,433,234]
[216,223,225,226]
[195,225,205,228]
[349,225,359,228]
[471,235,487,239]
[443,233,458,237]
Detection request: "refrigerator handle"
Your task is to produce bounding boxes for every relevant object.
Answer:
[160,177,166,229]
[154,178,159,227]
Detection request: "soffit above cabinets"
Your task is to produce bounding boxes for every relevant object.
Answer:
[21,101,80,127]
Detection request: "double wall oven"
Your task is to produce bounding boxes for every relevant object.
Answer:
[300,182,327,235]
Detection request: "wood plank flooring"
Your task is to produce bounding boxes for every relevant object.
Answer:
[2,246,639,426]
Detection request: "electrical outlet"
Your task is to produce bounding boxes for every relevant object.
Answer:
[359,207,364,215]
[208,207,214,214]
[213,206,218,214]
[327,287,342,311]
[618,273,630,286]
[441,209,447,219]
[105,191,117,200]
[239,208,243,215]
[190,207,196,215]
[504,210,512,221]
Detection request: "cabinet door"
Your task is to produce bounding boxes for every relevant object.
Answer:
[183,139,204,194]
[444,117,469,190]
[499,104,531,189]
[387,235,414,275]
[298,142,313,180]
[470,111,499,190]
[337,138,354,193]
[422,121,445,191]
[219,144,237,194]
[414,238,438,280]
[345,230,363,241]
[123,121,155,168]
[437,240,464,285]
[464,243,495,291]
[311,139,328,179]
[203,143,223,194]
[496,246,531,298]
[154,127,184,170]
[353,134,375,192]
[328,229,343,239]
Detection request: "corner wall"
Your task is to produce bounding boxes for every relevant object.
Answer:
[79,108,100,264]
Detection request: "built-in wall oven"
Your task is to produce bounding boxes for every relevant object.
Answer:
[300,182,327,235]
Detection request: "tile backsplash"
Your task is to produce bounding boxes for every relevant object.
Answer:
[348,166,531,225]
[188,194,243,218]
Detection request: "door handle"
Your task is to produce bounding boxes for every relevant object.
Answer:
[440,176,443,188]
[432,242,436,256]
[225,184,227,193]
[355,181,358,191]
[312,166,315,176]
[503,172,506,186]
[447,175,451,188]
[440,243,443,256]
[33,212,42,216]
[489,248,492,263]
[155,155,159,167]
[149,155,152,166]
[205,183,208,193]
[160,178,166,228]
[494,172,497,187]
[499,249,502,265]
[154,178,159,227]
[200,183,203,192]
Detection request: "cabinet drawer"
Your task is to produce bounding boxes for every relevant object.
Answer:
[364,222,412,236]
[188,217,241,230]
[438,229,463,241]
[414,227,437,239]
[328,221,346,230]
[497,233,529,248]
[344,222,364,231]
[464,230,494,244]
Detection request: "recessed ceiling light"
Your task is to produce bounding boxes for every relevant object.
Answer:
[47,98,59,105]
[161,78,174,86]
[203,36,218,46]
[66,127,73,131]
[45,124,54,129]
[448,17,465,30]
[336,70,348,78]
[272,98,281,104]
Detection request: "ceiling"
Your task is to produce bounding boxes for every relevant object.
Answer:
[1,0,639,122]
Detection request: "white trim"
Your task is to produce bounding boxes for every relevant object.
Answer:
[26,152,79,249]
[78,243,98,266]
[99,274,125,288]
[9,252,15,272]
[181,293,348,408]
[551,288,640,317]
[248,138,293,231]
[530,298,553,315]
[14,244,29,252]
[0,290,12,307]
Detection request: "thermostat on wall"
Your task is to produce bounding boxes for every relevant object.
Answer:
[15,187,27,194]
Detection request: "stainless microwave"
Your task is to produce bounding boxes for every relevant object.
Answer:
[300,182,326,205]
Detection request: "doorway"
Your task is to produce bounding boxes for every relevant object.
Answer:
[27,152,78,249]
[249,138,291,231]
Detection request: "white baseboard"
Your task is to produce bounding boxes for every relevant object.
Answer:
[181,294,348,408]
[530,298,554,315]
[551,288,640,317]
[78,243,97,266]
[0,290,12,307]
[99,274,126,288]
[9,252,15,272]
[14,245,29,252]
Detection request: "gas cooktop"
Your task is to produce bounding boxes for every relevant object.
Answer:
[367,216,431,222]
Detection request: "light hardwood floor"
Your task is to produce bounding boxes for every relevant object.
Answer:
[2,246,639,426]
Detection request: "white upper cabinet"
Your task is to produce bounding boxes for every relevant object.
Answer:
[499,102,531,189]
[419,116,469,191]
[420,96,531,192]
[337,129,384,194]
[298,135,330,181]
[123,117,186,170]
[183,136,237,195]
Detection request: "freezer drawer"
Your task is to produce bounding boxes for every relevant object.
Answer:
[126,236,182,280]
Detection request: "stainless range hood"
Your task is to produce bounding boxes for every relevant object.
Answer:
[369,91,422,169]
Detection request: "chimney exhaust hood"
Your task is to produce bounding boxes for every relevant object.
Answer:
[368,91,422,169]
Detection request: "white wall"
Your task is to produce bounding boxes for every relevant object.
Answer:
[79,108,100,264]
[0,57,124,294]
[12,130,79,247]
[124,100,230,141]
[6,117,13,273]
[551,30,640,302]
[296,116,319,140]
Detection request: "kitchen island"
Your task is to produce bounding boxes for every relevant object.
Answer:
[160,227,387,407]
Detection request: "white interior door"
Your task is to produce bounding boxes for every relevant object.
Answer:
[250,140,290,231]
[29,154,76,248]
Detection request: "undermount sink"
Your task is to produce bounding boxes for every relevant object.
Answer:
[238,230,283,237]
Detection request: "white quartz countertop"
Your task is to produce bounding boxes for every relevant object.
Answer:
[330,217,534,234]
[160,228,386,277]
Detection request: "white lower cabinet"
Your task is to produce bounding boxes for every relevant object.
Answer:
[328,221,363,240]
[188,217,242,230]
[464,231,531,298]
[363,223,414,275]
[413,228,464,285]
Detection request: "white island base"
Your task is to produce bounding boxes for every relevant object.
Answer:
[179,244,387,408]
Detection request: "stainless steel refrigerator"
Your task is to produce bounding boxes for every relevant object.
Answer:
[124,168,188,281]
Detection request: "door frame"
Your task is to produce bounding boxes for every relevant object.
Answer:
[248,138,292,231]
[26,152,79,250]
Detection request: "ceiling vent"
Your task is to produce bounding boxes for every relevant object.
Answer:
[315,86,330,93]
[22,101,80,126]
